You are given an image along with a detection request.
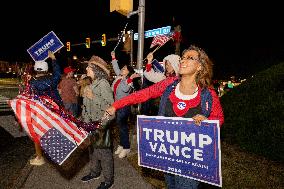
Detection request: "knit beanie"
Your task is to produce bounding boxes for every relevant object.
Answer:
[163,54,180,74]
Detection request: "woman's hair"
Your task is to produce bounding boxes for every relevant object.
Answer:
[88,64,109,81]
[82,76,92,85]
[79,76,92,96]
[121,64,139,92]
[122,64,135,77]
[182,45,213,88]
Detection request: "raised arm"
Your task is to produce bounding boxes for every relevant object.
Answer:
[110,51,121,76]
[104,76,177,116]
[49,51,61,86]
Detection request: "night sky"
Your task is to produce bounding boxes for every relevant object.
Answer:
[0,0,283,79]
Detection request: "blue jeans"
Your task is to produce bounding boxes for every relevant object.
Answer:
[165,173,199,189]
[63,102,78,117]
[116,106,131,149]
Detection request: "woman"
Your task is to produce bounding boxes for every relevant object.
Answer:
[110,51,140,159]
[80,55,115,189]
[105,45,224,189]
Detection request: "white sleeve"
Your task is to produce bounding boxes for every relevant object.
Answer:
[143,69,166,83]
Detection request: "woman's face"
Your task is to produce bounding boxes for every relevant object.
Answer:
[120,65,130,77]
[179,50,201,76]
[86,66,94,79]
[165,60,174,74]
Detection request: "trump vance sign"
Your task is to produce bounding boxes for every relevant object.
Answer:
[137,115,222,187]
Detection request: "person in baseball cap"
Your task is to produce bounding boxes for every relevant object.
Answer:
[34,60,48,72]
[28,51,63,166]
[64,66,76,74]
[58,66,79,117]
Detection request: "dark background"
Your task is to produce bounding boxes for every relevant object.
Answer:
[0,0,283,79]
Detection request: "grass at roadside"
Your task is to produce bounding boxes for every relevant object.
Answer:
[127,140,284,189]
[0,78,20,85]
[0,78,20,99]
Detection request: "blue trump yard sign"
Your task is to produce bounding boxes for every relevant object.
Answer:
[27,31,64,61]
[137,115,222,187]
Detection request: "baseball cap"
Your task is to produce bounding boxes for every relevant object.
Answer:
[34,61,48,72]
[64,66,76,74]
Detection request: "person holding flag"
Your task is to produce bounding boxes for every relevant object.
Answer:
[143,52,180,83]
[140,51,180,116]
[24,50,62,166]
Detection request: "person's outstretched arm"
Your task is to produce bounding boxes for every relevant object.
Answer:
[104,76,177,117]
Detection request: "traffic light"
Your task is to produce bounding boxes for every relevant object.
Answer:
[66,42,71,51]
[101,34,106,46]
[110,0,133,16]
[85,37,91,48]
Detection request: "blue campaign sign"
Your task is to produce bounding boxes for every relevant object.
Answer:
[27,31,64,61]
[137,115,222,187]
[134,26,171,40]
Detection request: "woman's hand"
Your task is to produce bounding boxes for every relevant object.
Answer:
[105,106,116,116]
[102,106,116,120]
[84,87,94,99]
[146,52,154,63]
[192,114,207,126]
[111,51,116,59]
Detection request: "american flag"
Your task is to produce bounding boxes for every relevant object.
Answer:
[150,34,172,48]
[8,94,88,165]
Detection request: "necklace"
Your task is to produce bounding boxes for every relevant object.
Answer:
[191,88,198,95]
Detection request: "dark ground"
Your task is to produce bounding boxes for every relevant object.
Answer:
[0,123,34,188]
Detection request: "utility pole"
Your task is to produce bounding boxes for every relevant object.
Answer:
[130,30,134,67]
[127,0,145,74]
[137,0,145,73]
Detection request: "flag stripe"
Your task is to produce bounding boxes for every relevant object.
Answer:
[26,102,40,143]
[27,97,86,139]
[31,113,50,134]
[16,100,32,137]
[150,34,171,48]
[30,103,82,144]
[32,123,45,137]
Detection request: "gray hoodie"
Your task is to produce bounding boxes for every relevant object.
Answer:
[111,59,134,100]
